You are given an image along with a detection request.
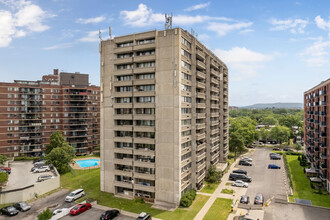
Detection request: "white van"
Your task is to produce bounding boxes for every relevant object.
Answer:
[65,189,85,202]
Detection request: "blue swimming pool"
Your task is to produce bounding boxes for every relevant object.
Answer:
[76,159,100,168]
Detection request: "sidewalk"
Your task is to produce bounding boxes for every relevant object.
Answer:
[194,150,263,220]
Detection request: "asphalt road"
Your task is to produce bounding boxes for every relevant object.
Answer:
[235,148,288,203]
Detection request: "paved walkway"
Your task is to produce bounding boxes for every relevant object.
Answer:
[194,150,264,220]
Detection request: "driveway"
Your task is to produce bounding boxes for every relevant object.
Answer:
[6,161,54,190]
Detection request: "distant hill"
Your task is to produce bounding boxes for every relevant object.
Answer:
[239,102,303,109]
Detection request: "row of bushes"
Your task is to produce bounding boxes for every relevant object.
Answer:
[282,154,293,188]
[14,156,41,161]
[180,189,197,207]
[0,172,8,184]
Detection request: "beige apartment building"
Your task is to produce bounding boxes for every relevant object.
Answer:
[100,28,229,208]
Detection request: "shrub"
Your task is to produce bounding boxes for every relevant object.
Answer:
[14,156,41,161]
[93,151,100,157]
[134,198,145,203]
[38,208,52,220]
[205,165,222,183]
[0,172,8,184]
[180,189,196,207]
[298,156,301,161]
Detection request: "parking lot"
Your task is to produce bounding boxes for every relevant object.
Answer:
[6,161,54,190]
[60,207,135,220]
[234,148,288,204]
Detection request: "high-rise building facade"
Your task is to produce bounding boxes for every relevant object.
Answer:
[304,80,330,193]
[100,28,229,208]
[0,70,100,157]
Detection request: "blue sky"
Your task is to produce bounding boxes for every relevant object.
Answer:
[1,0,330,106]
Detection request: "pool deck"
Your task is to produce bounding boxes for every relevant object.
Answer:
[71,157,100,170]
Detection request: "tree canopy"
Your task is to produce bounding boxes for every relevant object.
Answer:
[229,132,245,158]
[46,131,66,155]
[0,155,7,165]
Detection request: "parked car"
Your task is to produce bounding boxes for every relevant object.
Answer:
[34,161,46,166]
[33,166,50,173]
[53,208,68,216]
[241,157,253,162]
[0,206,19,216]
[254,193,264,205]
[283,147,293,152]
[246,145,254,149]
[33,158,43,164]
[270,155,281,160]
[233,169,247,175]
[272,148,281,151]
[0,167,11,174]
[240,195,250,204]
[37,174,54,182]
[65,189,85,202]
[232,180,248,188]
[233,215,254,220]
[69,203,91,215]
[136,212,151,220]
[100,209,120,220]
[229,173,252,182]
[239,160,252,166]
[268,164,281,169]
[13,202,31,212]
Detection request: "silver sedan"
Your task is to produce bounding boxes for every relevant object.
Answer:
[232,180,248,188]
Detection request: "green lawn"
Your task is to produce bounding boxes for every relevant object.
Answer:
[200,182,219,194]
[61,168,210,219]
[203,198,232,220]
[286,155,330,208]
[221,189,234,194]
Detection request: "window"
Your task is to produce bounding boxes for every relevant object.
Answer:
[136,132,155,138]
[117,41,133,47]
[136,96,155,103]
[181,108,191,114]
[136,62,155,68]
[117,64,133,70]
[181,152,192,161]
[181,141,191,149]
[8,87,12,91]
[8,94,12,98]
[115,108,132,114]
[117,53,133,58]
[181,49,191,59]
[136,38,155,45]
[136,120,155,126]
[181,72,191,81]
[181,130,191,137]
[116,86,133,92]
[115,142,133,148]
[181,96,192,103]
[137,73,155,79]
[181,61,191,70]
[116,97,132,103]
[116,75,133,81]
[181,84,191,92]
[137,85,155,91]
[115,131,133,137]
[116,120,133,125]
[136,50,155,56]
[181,37,191,48]
[181,119,191,126]
[135,108,155,114]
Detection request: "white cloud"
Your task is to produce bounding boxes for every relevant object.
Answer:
[120,3,233,27]
[76,16,106,24]
[239,29,254,34]
[43,43,73,50]
[215,47,273,81]
[184,2,210,12]
[79,30,106,42]
[300,38,330,66]
[315,15,330,31]
[207,21,253,36]
[269,18,308,34]
[0,0,53,47]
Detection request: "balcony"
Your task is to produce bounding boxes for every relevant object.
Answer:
[196,133,206,140]
[197,172,206,183]
[134,160,155,168]
[197,71,206,80]
[197,82,205,89]
[196,50,205,60]
[134,183,155,193]
[196,151,206,162]
[197,92,206,99]
[114,180,133,189]
[134,172,155,181]
[196,123,206,130]
[196,60,206,70]
[320,163,327,170]
[196,113,206,119]
[196,161,206,173]
[196,142,206,151]
[114,169,132,177]
[113,158,133,166]
[196,103,206,109]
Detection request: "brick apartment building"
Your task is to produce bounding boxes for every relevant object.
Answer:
[0,69,100,157]
[100,28,229,208]
[304,79,330,193]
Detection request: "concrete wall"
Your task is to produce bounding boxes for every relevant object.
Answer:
[0,171,60,204]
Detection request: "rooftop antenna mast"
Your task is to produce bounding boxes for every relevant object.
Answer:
[98,29,102,41]
[165,13,173,30]
[109,27,112,39]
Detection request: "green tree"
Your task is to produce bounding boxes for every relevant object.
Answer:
[45,131,75,174]
[260,116,278,125]
[38,208,52,220]
[0,155,7,165]
[205,165,222,183]
[259,127,269,141]
[46,131,66,155]
[229,132,245,158]
[0,172,8,184]
[270,125,290,145]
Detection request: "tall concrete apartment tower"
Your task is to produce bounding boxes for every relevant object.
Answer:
[304,80,330,193]
[100,28,229,208]
[0,70,100,157]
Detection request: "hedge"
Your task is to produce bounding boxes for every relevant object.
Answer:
[0,172,8,184]
[180,189,197,207]
[14,156,41,161]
